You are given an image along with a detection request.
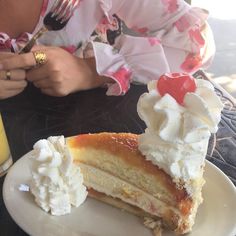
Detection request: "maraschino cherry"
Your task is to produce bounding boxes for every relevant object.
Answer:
[157,73,196,105]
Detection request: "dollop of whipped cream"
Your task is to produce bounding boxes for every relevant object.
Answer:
[30,136,87,216]
[137,79,223,192]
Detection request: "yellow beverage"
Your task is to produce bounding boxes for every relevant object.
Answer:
[0,114,12,176]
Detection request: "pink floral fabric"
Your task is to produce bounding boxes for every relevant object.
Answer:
[0,32,31,52]
[0,0,215,96]
[161,0,179,13]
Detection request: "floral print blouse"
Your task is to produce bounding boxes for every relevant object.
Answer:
[0,0,215,96]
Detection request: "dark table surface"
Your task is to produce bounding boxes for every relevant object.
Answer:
[0,71,236,236]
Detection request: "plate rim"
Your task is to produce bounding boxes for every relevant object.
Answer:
[3,151,236,236]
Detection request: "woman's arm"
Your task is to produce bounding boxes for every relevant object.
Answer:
[90,0,215,95]
[103,0,212,60]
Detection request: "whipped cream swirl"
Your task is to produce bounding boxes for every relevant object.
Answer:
[30,136,87,216]
[137,79,223,192]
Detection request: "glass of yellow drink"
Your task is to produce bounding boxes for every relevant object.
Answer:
[0,114,12,177]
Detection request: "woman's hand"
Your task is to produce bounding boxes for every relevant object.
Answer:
[27,46,109,97]
[0,53,27,100]
[0,46,113,97]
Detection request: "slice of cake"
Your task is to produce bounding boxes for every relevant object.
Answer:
[30,73,223,235]
[67,132,196,234]
[66,73,223,234]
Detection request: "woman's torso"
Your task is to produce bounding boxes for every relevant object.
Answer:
[0,0,119,54]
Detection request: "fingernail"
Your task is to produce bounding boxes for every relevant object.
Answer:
[0,64,3,69]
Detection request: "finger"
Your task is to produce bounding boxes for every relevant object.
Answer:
[0,87,25,100]
[26,65,49,82]
[0,52,14,60]
[40,88,55,96]
[0,70,8,80]
[40,87,66,97]
[0,52,36,70]
[33,78,51,89]
[0,69,26,81]
[3,80,28,90]
[31,45,47,51]
[9,69,26,80]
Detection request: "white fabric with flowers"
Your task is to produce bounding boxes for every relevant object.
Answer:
[0,0,215,95]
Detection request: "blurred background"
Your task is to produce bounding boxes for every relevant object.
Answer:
[192,0,236,98]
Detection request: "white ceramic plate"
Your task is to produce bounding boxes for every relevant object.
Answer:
[3,152,236,236]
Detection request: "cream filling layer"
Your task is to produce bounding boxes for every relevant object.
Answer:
[78,163,182,219]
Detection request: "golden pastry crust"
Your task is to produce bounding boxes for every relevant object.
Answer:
[68,133,191,205]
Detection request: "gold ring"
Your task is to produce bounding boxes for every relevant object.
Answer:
[5,70,11,80]
[33,51,47,66]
